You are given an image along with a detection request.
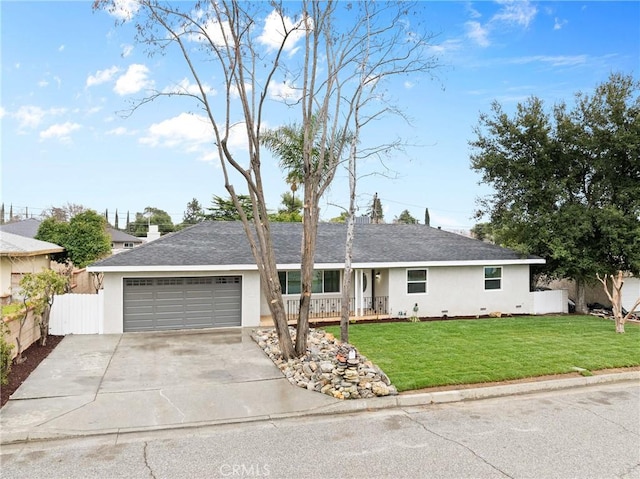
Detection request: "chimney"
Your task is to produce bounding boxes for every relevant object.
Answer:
[146,224,161,242]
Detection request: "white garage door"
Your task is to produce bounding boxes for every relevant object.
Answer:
[123,276,242,332]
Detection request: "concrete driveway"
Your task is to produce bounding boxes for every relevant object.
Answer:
[0,329,339,443]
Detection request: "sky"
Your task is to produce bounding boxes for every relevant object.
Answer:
[1,1,639,231]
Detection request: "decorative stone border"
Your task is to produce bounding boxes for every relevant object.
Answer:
[253,327,398,399]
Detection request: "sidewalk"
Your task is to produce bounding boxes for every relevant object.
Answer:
[1,329,638,445]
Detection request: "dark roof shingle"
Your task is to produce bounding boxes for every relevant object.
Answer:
[90,221,541,269]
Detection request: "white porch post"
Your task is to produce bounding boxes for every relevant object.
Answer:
[354,270,359,318]
[354,269,365,318]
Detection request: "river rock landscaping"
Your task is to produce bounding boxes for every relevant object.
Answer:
[253,327,397,399]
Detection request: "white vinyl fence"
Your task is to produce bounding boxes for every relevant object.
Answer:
[622,278,640,312]
[49,291,104,335]
[532,289,568,315]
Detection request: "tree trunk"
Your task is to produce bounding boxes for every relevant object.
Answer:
[296,194,319,356]
[575,278,588,314]
[340,215,355,343]
[39,304,51,346]
[340,134,358,343]
[596,271,640,335]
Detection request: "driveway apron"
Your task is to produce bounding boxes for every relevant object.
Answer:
[0,329,338,443]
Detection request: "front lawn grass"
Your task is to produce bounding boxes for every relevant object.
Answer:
[324,315,640,392]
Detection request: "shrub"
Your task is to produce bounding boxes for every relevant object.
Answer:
[0,322,14,386]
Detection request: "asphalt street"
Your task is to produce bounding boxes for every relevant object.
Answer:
[1,381,638,479]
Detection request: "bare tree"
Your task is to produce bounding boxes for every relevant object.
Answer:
[95,0,438,357]
[321,2,439,342]
[41,203,88,222]
[597,271,640,333]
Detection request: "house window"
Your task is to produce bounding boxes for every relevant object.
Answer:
[407,269,427,294]
[279,270,340,294]
[124,242,134,249]
[484,267,502,290]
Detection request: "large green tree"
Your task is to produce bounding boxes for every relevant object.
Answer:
[269,192,303,223]
[36,210,112,268]
[204,195,254,221]
[129,207,174,236]
[394,209,418,224]
[176,198,205,230]
[367,193,384,224]
[470,73,640,312]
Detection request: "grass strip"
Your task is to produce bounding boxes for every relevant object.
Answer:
[325,315,640,391]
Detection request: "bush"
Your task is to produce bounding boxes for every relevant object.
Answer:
[0,322,14,385]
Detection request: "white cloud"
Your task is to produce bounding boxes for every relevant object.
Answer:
[268,80,300,101]
[162,78,216,96]
[86,106,103,115]
[188,16,232,46]
[106,126,129,136]
[86,66,120,87]
[428,39,463,55]
[38,80,49,87]
[58,45,65,52]
[140,113,213,149]
[465,2,482,19]
[121,44,134,58]
[39,122,81,142]
[465,21,490,47]
[492,0,537,28]
[258,10,308,55]
[14,105,66,129]
[404,81,415,90]
[229,82,253,99]
[553,17,568,30]
[114,64,153,95]
[105,0,141,21]
[0,107,6,119]
[139,113,248,162]
[510,55,587,67]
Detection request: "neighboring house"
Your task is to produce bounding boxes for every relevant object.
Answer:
[109,227,143,253]
[0,232,64,302]
[0,217,42,238]
[0,219,143,254]
[88,221,550,334]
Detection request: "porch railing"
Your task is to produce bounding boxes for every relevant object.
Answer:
[285,296,388,320]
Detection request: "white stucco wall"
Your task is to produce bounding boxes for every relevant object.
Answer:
[387,264,534,318]
[101,270,261,334]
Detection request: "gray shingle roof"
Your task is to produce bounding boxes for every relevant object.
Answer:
[1,219,142,244]
[0,231,64,256]
[0,218,42,238]
[108,227,143,243]
[90,221,542,269]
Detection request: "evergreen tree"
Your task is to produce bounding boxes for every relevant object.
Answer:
[368,193,384,224]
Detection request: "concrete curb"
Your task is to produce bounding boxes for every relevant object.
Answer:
[2,371,637,447]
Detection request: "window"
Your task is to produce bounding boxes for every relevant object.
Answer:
[124,242,134,249]
[407,269,427,294]
[484,267,502,290]
[279,270,340,294]
[125,278,153,287]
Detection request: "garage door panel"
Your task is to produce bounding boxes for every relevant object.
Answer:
[124,276,241,332]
